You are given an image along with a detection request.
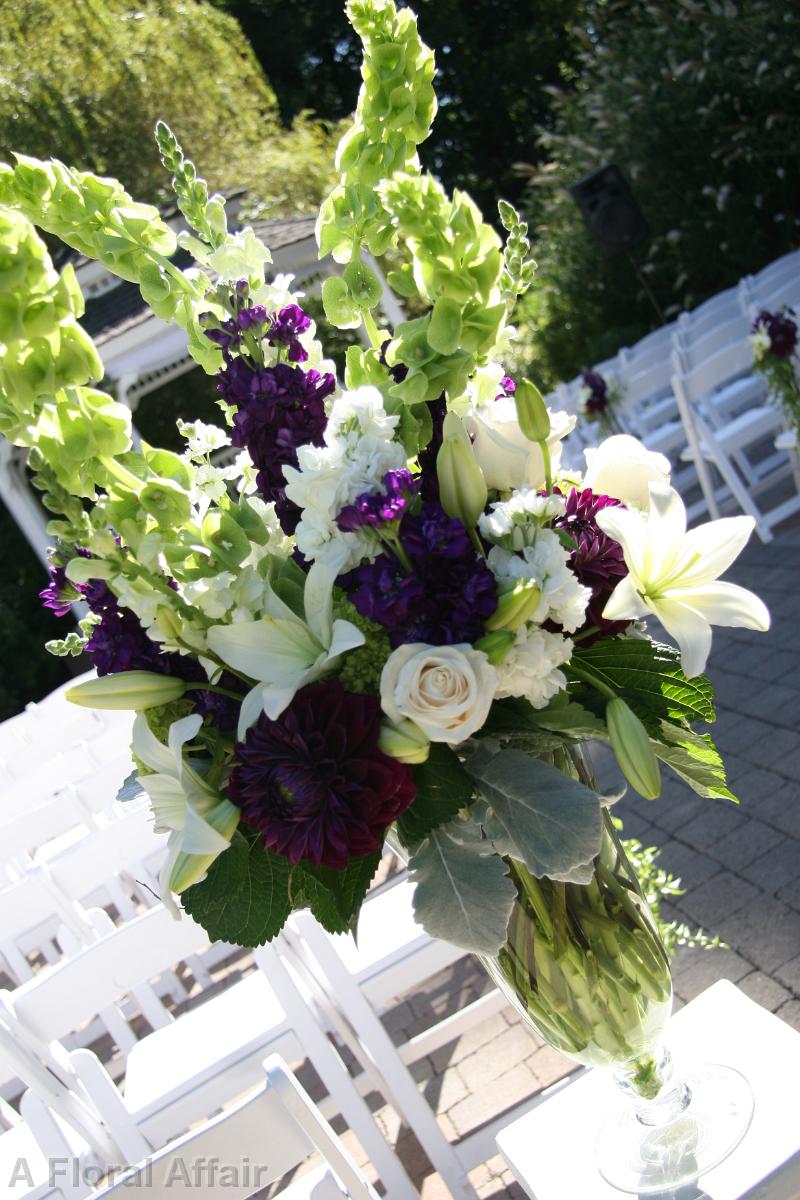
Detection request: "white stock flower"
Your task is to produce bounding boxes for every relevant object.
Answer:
[494,626,573,709]
[380,643,496,746]
[479,488,567,547]
[487,528,592,634]
[208,227,271,282]
[583,434,671,510]
[597,483,770,677]
[465,397,575,491]
[283,387,407,569]
[177,419,231,457]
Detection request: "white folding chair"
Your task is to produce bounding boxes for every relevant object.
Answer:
[0,906,417,1198]
[0,870,98,985]
[0,1092,91,1200]
[283,878,543,1196]
[672,311,751,373]
[671,337,800,539]
[88,1056,382,1200]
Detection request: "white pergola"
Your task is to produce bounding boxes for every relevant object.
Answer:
[0,211,403,568]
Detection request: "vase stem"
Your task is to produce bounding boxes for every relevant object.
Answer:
[614,1045,691,1127]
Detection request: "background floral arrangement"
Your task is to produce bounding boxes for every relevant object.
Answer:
[0,0,769,955]
[751,307,799,434]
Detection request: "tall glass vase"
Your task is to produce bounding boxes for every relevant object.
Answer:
[480,746,753,1195]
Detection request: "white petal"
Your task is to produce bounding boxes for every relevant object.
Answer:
[139,775,187,832]
[167,713,203,764]
[643,484,687,581]
[326,618,367,662]
[677,516,756,587]
[131,713,175,776]
[237,684,268,740]
[595,505,649,579]
[209,618,318,683]
[305,550,350,644]
[260,683,302,720]
[180,804,233,855]
[159,835,183,920]
[647,596,712,678]
[602,574,650,621]
[667,582,771,631]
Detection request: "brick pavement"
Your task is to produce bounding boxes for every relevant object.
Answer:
[330,521,800,1199]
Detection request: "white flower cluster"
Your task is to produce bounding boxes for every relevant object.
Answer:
[283,386,407,570]
[494,626,573,710]
[479,488,566,548]
[488,534,591,634]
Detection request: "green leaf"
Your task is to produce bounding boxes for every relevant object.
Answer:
[408,822,516,955]
[652,721,737,802]
[467,747,603,881]
[397,744,474,848]
[182,827,291,946]
[321,275,362,329]
[532,694,608,739]
[480,697,572,752]
[291,852,381,935]
[571,639,716,730]
[342,259,383,310]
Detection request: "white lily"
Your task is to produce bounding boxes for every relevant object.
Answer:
[132,713,239,917]
[596,483,770,677]
[207,555,365,737]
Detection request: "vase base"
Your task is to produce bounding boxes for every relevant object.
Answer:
[595,1064,754,1195]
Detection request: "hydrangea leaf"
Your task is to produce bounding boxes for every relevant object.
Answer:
[182,827,291,946]
[570,639,717,728]
[652,721,736,803]
[408,821,516,956]
[396,744,474,850]
[467,746,603,882]
[291,851,382,935]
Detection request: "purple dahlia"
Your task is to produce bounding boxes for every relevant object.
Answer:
[344,501,497,646]
[227,680,416,869]
[752,308,798,359]
[553,488,631,639]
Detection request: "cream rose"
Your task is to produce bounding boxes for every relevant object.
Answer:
[380,643,496,746]
[583,434,670,510]
[465,398,576,492]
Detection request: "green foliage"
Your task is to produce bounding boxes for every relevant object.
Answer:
[291,853,381,934]
[396,744,474,848]
[622,829,722,957]
[333,602,391,696]
[0,0,340,218]
[182,826,292,945]
[515,0,800,387]
[570,639,717,728]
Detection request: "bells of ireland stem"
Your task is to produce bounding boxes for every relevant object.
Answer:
[606,697,661,800]
[436,411,488,531]
[379,719,431,765]
[66,670,187,711]
[484,579,542,632]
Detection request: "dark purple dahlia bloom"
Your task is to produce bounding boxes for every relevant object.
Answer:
[345,502,497,646]
[224,361,335,525]
[227,680,416,869]
[416,394,447,503]
[553,488,631,640]
[337,469,419,532]
[753,308,798,359]
[580,369,609,415]
[267,304,312,363]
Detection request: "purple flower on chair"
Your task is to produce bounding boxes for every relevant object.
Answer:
[752,309,798,360]
[227,680,416,869]
[579,369,609,416]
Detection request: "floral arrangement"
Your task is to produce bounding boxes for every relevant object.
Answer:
[0,0,769,956]
[577,367,623,435]
[751,307,800,433]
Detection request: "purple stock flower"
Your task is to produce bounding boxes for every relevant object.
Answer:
[227,680,416,869]
[554,487,631,640]
[497,375,516,397]
[753,308,798,359]
[345,502,497,646]
[224,362,335,524]
[416,394,447,503]
[202,305,269,352]
[40,562,82,617]
[267,304,312,363]
[580,369,609,415]
[336,469,418,532]
[80,582,169,676]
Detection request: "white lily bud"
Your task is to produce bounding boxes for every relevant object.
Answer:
[67,670,187,711]
[606,697,661,800]
[379,719,431,765]
[436,411,488,530]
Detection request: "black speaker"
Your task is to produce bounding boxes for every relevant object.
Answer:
[570,164,649,257]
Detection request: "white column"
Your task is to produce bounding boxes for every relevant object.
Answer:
[0,443,50,567]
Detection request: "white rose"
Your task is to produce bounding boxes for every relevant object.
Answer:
[380,643,496,746]
[583,434,671,510]
[465,398,576,491]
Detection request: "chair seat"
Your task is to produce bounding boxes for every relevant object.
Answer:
[1,1121,67,1198]
[681,405,783,462]
[642,419,685,455]
[326,881,464,1011]
[124,970,294,1125]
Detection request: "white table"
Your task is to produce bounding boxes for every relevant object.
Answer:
[496,980,800,1199]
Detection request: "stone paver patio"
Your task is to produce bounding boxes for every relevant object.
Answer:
[327,520,800,1199]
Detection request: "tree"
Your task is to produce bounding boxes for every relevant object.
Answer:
[0,0,340,214]
[513,0,800,388]
[214,0,583,216]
